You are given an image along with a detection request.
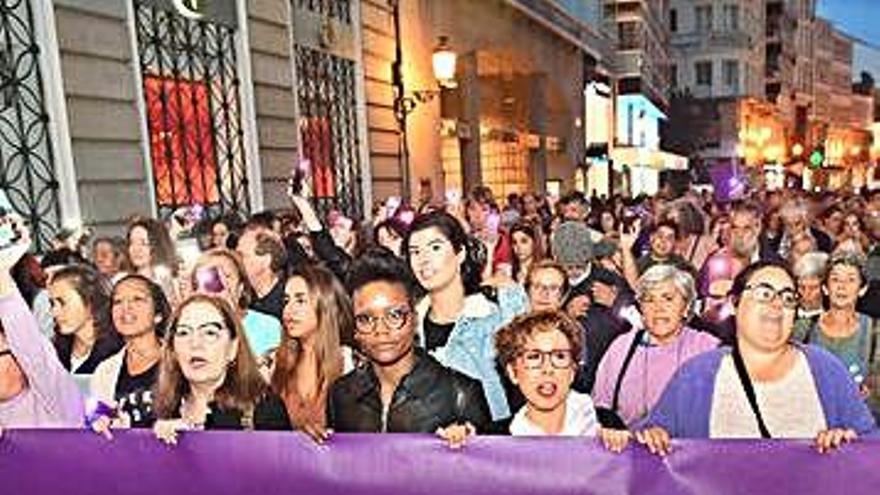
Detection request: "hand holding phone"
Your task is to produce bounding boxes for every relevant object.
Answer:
[288,159,312,199]
[195,265,226,295]
[0,190,22,251]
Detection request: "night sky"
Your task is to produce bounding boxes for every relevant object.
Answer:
[817,0,880,79]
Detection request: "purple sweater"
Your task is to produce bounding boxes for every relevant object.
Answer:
[0,291,83,428]
[641,345,878,438]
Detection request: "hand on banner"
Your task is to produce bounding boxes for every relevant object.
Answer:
[301,422,333,445]
[635,426,672,457]
[90,415,114,441]
[814,428,857,454]
[599,428,631,454]
[154,419,190,446]
[436,422,476,450]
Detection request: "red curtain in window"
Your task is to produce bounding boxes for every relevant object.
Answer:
[144,75,219,206]
[299,117,335,198]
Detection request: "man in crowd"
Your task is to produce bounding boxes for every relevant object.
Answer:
[236,224,287,320]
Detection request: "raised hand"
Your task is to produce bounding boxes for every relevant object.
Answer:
[0,215,29,274]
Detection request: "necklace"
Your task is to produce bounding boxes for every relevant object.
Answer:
[179,397,208,430]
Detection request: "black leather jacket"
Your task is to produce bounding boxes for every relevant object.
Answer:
[327,349,492,433]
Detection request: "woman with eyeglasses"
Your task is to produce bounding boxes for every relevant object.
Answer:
[324,250,491,446]
[592,264,718,429]
[150,294,290,443]
[435,310,624,452]
[637,261,876,456]
[189,249,282,360]
[269,264,354,440]
[803,251,880,418]
[494,311,605,437]
[405,211,528,421]
[525,261,570,312]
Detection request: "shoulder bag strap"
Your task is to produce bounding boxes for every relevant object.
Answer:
[730,345,772,439]
[611,329,647,412]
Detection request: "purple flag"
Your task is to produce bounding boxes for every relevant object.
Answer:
[2,430,880,494]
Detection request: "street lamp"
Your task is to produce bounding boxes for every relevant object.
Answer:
[389,0,458,200]
[432,36,457,88]
[394,37,458,120]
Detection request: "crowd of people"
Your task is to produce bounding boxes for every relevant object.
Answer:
[3,181,880,455]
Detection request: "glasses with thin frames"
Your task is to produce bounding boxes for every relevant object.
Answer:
[354,307,411,334]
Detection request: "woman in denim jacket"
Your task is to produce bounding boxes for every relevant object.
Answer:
[405,212,527,420]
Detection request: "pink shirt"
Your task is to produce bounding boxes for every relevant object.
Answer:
[592,327,719,427]
[0,291,83,428]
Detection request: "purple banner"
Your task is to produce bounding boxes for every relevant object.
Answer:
[3,430,880,495]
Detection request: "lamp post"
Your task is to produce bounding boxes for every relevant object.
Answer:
[389,0,457,200]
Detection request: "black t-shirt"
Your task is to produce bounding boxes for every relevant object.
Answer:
[423,314,455,352]
[115,354,159,400]
[250,277,285,320]
[118,387,156,428]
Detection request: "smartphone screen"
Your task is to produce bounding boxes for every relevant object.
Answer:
[195,265,225,294]
[0,189,20,249]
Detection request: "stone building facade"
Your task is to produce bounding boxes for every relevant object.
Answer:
[0,0,614,248]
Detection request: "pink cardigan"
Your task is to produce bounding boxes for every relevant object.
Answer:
[0,291,83,428]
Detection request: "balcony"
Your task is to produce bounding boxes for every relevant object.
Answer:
[708,30,753,49]
[670,29,753,50]
[505,0,614,61]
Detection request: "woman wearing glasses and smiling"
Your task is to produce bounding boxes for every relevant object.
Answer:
[637,261,877,456]
[150,294,290,443]
[325,249,491,445]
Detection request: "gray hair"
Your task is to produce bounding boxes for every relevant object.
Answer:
[636,264,697,312]
[792,251,828,280]
[827,249,868,285]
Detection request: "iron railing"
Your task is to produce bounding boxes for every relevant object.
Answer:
[134,0,250,221]
[0,0,61,252]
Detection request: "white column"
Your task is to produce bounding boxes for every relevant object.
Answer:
[125,0,158,218]
[236,0,263,213]
[35,0,80,227]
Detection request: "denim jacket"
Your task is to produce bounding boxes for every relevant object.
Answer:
[414,285,528,420]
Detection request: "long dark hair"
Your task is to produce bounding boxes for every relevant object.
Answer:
[509,220,545,283]
[154,294,269,419]
[124,216,178,275]
[404,211,484,295]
